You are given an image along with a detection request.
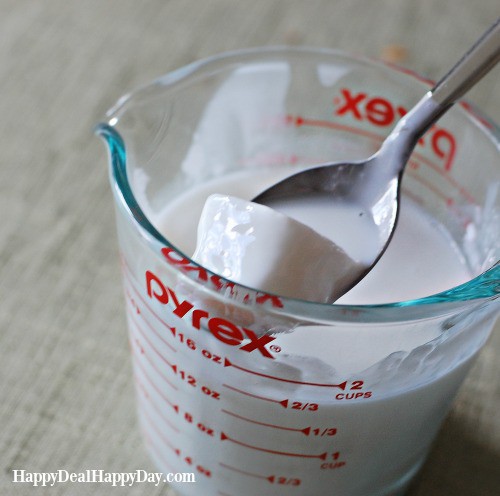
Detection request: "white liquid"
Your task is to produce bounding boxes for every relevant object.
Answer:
[135,171,478,496]
[264,193,382,266]
[192,194,366,303]
[155,170,470,304]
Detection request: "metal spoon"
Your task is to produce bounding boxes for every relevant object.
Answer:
[253,18,500,293]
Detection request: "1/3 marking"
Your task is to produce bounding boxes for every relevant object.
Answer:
[311,428,337,437]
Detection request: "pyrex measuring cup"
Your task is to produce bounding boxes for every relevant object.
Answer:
[97,48,500,496]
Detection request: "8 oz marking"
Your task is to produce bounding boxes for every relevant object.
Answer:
[183,411,215,437]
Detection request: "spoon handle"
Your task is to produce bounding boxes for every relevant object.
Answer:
[431,17,500,106]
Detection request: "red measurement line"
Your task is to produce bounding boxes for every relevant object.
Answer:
[127,301,177,353]
[293,115,381,142]
[143,429,176,471]
[136,383,180,433]
[220,432,327,460]
[140,403,178,454]
[144,433,174,472]
[381,61,435,86]
[132,350,179,412]
[122,261,177,335]
[411,150,476,204]
[401,186,424,206]
[225,358,347,389]
[128,308,176,372]
[221,409,309,435]
[131,337,178,390]
[407,169,452,204]
[291,115,476,204]
[131,342,178,391]
[459,100,494,130]
[222,383,282,404]
[219,462,269,481]
[134,361,179,432]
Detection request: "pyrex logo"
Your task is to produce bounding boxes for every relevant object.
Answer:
[160,247,284,308]
[145,270,277,359]
[333,88,456,171]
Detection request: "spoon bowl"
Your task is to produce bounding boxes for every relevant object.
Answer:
[253,18,500,287]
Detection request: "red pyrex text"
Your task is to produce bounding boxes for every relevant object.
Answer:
[145,270,277,359]
[334,88,456,171]
[161,247,284,308]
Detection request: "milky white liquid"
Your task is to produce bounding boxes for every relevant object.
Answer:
[154,170,470,303]
[134,171,480,496]
[192,194,367,303]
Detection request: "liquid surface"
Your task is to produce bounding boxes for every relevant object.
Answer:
[192,194,366,303]
[265,193,381,266]
[134,171,482,496]
[154,170,471,304]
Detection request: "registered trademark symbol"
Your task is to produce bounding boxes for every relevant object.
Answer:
[270,345,281,353]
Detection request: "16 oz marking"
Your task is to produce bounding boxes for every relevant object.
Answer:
[175,334,226,366]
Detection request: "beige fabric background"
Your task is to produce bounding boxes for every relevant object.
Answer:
[1,1,499,495]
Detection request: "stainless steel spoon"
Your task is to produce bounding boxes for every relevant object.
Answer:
[253,18,500,292]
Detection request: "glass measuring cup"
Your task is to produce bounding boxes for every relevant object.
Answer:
[97,48,499,496]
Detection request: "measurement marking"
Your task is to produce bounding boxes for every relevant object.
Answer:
[407,169,452,204]
[459,100,494,130]
[411,150,476,203]
[131,343,178,391]
[289,114,476,204]
[219,463,270,481]
[384,63,435,86]
[136,385,180,433]
[401,186,424,206]
[128,309,176,373]
[142,430,176,471]
[221,409,310,435]
[291,115,381,142]
[127,301,177,352]
[225,358,347,389]
[122,262,177,336]
[220,432,327,460]
[133,352,179,413]
[222,383,283,404]
[140,405,178,453]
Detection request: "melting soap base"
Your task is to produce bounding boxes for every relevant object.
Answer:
[156,171,471,304]
[192,194,367,303]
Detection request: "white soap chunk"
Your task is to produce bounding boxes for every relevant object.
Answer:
[192,194,367,303]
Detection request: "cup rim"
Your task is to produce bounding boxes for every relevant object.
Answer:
[97,46,500,323]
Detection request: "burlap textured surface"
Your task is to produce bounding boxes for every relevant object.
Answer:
[0,1,499,495]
